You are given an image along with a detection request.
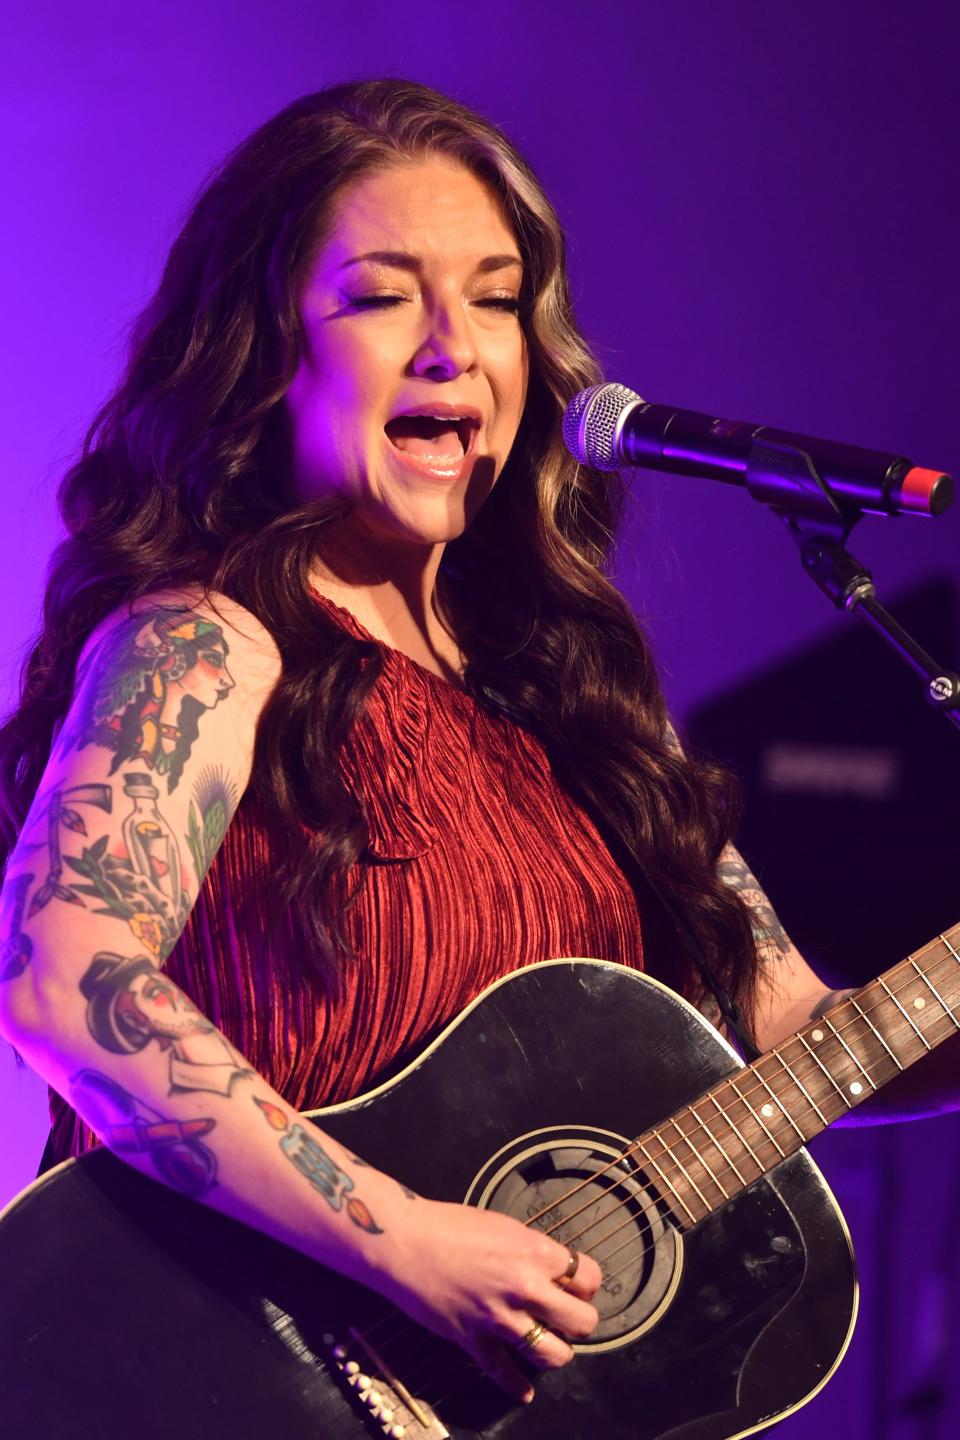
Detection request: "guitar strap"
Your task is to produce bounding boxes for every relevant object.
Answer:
[35,1130,57,1179]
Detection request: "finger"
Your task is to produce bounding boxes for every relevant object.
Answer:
[513,1325,575,1372]
[562,1248,603,1299]
[473,1335,535,1405]
[534,1288,600,1343]
[537,1235,603,1300]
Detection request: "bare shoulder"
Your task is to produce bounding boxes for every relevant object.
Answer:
[80,587,281,686]
[56,588,283,802]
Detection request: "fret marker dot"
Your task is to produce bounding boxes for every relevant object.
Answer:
[761,1103,775,1118]
[914,997,926,1009]
[849,1081,863,1095]
[811,1028,825,1042]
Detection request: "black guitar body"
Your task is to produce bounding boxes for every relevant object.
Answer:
[0,961,856,1440]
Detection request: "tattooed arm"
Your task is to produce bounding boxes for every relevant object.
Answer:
[0,590,599,1399]
[720,841,960,1122]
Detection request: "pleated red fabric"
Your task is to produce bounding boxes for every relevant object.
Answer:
[49,594,644,1160]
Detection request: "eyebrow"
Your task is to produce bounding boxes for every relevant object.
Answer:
[337,250,523,274]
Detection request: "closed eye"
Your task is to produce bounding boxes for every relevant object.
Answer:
[346,295,520,314]
[347,294,407,310]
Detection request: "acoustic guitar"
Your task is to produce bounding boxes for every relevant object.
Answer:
[1,926,958,1440]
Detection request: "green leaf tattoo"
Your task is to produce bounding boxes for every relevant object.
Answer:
[23,774,190,961]
[186,766,239,887]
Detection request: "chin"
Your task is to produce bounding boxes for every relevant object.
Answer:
[366,489,481,548]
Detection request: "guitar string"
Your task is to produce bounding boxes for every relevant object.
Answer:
[546,955,960,1255]
[335,949,960,1410]
[413,949,960,1412]
[332,946,960,1415]
[331,950,960,1413]
[532,943,960,1239]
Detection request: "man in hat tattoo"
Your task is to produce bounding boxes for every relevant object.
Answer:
[80,952,253,1097]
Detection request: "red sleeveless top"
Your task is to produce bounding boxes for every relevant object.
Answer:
[49,595,644,1160]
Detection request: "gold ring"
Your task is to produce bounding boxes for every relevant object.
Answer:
[515,1322,546,1353]
[554,1246,580,1288]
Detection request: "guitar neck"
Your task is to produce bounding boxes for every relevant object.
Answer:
[632,923,960,1230]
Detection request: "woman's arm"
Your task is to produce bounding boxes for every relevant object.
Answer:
[720,843,960,1123]
[0,591,599,1399]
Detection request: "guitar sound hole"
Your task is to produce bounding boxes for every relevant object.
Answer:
[466,1126,683,1349]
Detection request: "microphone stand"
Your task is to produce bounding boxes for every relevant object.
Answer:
[743,437,960,732]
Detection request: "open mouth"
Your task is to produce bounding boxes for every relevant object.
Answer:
[384,414,478,462]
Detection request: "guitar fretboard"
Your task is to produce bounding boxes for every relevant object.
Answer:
[631,924,960,1229]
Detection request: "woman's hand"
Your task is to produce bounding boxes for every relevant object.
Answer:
[370,1198,602,1403]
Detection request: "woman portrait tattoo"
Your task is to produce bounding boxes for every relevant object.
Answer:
[80,951,253,1097]
[59,606,235,792]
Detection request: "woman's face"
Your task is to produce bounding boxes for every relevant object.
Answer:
[285,156,529,552]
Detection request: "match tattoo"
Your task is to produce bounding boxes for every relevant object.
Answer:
[253,1097,384,1234]
[70,1067,217,1198]
[80,952,253,1098]
[58,605,234,793]
[718,848,793,958]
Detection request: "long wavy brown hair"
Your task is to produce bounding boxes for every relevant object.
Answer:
[0,79,757,1023]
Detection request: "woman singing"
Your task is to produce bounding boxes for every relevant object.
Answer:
[0,80,956,1414]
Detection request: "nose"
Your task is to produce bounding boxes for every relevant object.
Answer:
[411,296,478,381]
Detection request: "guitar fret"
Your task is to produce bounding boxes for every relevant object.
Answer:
[848,994,903,1071]
[664,1115,732,1203]
[771,1045,830,1126]
[622,923,960,1238]
[634,1137,698,1227]
[910,959,960,1030]
[878,976,931,1050]
[656,1122,713,1212]
[752,1062,808,1145]
[822,1015,876,1093]
[728,1075,787,1158]
[688,1099,748,1187]
[705,1091,764,1177]
[795,1033,851,1108]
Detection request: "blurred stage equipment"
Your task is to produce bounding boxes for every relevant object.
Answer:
[685,577,958,988]
[687,577,960,1438]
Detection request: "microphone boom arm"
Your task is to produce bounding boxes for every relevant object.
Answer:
[745,436,960,732]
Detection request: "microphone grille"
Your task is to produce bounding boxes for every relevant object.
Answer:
[561,383,643,470]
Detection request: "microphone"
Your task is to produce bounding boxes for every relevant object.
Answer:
[562,383,954,520]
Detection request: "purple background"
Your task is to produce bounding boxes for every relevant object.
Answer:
[2,3,958,1435]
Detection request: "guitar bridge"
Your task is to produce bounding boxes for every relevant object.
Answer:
[324,1325,451,1439]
